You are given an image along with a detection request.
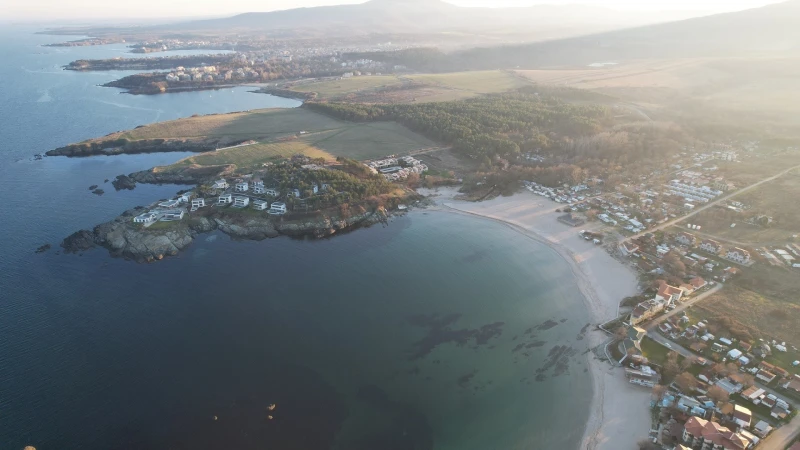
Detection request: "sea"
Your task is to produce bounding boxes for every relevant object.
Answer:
[0,25,593,450]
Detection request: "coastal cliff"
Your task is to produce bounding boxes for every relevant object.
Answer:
[61,206,390,263]
[45,136,240,157]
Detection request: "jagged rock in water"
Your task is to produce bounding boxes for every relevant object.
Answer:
[111,175,136,191]
[61,230,97,253]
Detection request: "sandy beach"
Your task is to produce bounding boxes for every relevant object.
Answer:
[420,187,653,450]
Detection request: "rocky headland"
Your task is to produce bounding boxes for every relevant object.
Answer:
[61,206,391,263]
[45,136,247,157]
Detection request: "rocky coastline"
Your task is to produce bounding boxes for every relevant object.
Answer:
[45,136,248,157]
[61,206,391,263]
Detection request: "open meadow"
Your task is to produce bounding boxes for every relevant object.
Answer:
[117,108,345,141]
[680,167,800,244]
[162,115,437,172]
[284,70,530,103]
[516,57,800,137]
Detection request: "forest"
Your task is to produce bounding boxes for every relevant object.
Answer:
[307,89,611,161]
[308,89,692,188]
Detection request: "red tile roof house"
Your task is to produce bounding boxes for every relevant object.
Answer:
[683,417,754,450]
[656,282,684,305]
[690,277,707,290]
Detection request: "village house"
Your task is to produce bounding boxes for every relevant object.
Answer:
[630,299,667,326]
[782,374,800,394]
[212,179,229,190]
[726,247,751,264]
[620,241,640,256]
[233,196,250,208]
[264,188,280,197]
[191,198,206,211]
[700,239,722,254]
[690,277,708,290]
[292,189,302,198]
[732,404,752,428]
[682,417,753,450]
[252,180,265,194]
[235,182,249,193]
[625,365,660,388]
[677,231,697,246]
[178,192,192,204]
[133,212,157,224]
[656,282,684,306]
[252,199,269,211]
[158,199,181,208]
[218,193,233,205]
[268,202,287,215]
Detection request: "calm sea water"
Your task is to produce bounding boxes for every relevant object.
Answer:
[0,26,593,449]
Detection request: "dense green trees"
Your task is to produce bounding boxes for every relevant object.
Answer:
[307,90,610,161]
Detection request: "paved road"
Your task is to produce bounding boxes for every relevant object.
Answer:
[629,164,800,241]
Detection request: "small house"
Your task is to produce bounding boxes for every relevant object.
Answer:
[233,196,250,208]
[218,194,233,205]
[191,198,206,210]
[133,212,157,224]
[159,210,185,222]
[212,179,229,190]
[253,199,269,211]
[235,182,249,193]
[269,202,287,215]
[158,199,181,208]
[265,188,279,197]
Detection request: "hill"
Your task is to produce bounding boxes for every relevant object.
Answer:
[51,0,709,41]
[446,0,800,69]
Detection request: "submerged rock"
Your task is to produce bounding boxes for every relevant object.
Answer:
[35,244,51,254]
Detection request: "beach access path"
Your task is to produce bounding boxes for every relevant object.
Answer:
[421,188,651,450]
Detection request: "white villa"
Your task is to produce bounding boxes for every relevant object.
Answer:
[160,210,185,221]
[700,239,722,254]
[292,189,302,198]
[253,199,269,211]
[252,180,265,194]
[233,196,250,208]
[269,202,287,215]
[212,179,229,190]
[235,182,249,193]
[133,212,158,224]
[191,198,206,210]
[264,188,280,197]
[158,199,181,208]
[218,193,233,205]
[726,247,752,264]
[178,193,192,204]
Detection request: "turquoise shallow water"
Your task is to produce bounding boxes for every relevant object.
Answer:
[0,26,594,449]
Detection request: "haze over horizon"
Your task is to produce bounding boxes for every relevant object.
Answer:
[2,0,785,23]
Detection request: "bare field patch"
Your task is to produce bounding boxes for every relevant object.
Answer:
[694,286,800,347]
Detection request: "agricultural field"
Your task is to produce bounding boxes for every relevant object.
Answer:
[682,167,800,244]
[516,57,800,137]
[117,108,345,141]
[289,75,404,98]
[405,70,530,95]
[285,70,530,103]
[163,118,437,172]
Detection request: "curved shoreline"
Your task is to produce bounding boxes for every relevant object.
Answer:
[421,188,647,450]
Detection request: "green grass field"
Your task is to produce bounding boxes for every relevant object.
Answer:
[284,71,530,103]
[406,70,530,94]
[161,118,437,172]
[117,108,345,141]
[289,76,403,97]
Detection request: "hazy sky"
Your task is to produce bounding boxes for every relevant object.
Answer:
[2,0,784,21]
